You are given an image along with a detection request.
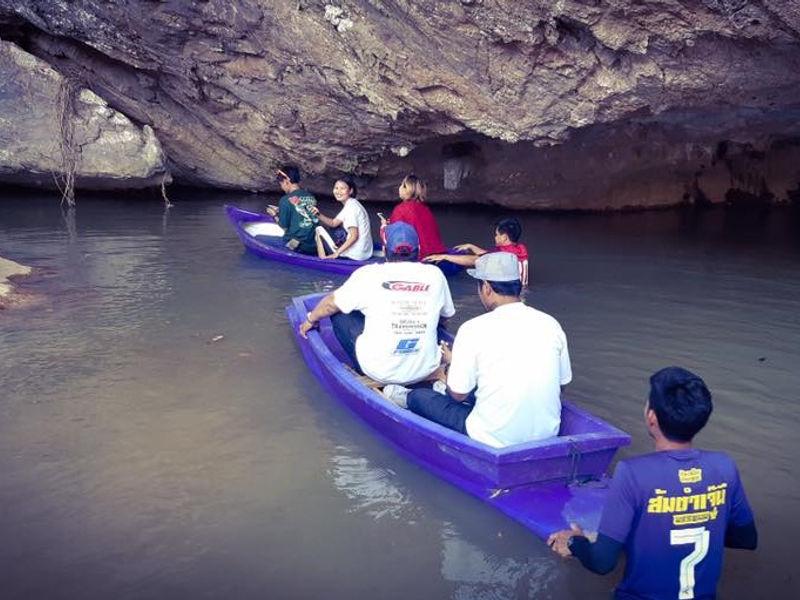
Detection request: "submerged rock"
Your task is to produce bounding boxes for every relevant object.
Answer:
[0,1,798,208]
[0,40,168,190]
[0,255,32,302]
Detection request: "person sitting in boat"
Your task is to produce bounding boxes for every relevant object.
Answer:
[310,176,374,261]
[378,175,457,275]
[264,165,319,255]
[298,222,455,385]
[407,252,571,448]
[548,367,757,600]
[423,217,530,286]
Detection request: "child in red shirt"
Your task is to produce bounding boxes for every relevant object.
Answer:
[379,175,447,259]
[424,217,529,286]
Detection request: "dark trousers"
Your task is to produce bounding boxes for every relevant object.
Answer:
[331,311,365,373]
[435,260,462,277]
[407,388,476,435]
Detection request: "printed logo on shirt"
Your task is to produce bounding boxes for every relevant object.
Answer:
[393,338,420,354]
[678,468,702,484]
[382,281,431,292]
[646,482,727,526]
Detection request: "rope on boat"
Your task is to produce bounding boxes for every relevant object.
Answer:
[568,439,582,486]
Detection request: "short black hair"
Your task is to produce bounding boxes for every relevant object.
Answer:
[485,279,522,297]
[278,165,301,184]
[648,367,713,442]
[494,217,522,243]
[338,175,358,198]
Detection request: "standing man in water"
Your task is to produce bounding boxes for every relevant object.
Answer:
[548,367,757,599]
[266,165,319,255]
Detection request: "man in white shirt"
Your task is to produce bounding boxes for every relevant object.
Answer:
[299,222,455,385]
[407,252,572,448]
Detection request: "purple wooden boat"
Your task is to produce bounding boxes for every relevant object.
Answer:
[226,204,382,275]
[287,293,631,540]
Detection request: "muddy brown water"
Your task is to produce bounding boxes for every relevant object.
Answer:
[1,191,798,599]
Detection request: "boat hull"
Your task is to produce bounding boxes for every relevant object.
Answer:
[226,204,380,275]
[287,293,631,539]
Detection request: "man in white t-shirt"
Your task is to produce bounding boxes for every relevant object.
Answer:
[407,252,572,448]
[299,222,455,384]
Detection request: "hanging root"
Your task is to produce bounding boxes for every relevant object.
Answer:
[161,172,173,208]
[53,77,80,208]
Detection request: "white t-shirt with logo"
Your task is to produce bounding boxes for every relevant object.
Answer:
[335,198,373,261]
[333,262,455,384]
[447,302,572,448]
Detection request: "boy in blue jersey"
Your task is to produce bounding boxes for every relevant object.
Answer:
[548,367,757,599]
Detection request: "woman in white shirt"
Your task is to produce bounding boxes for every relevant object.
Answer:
[312,176,374,261]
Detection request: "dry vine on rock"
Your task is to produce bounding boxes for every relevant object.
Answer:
[53,77,80,208]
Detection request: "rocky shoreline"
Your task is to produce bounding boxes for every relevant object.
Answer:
[0,255,32,308]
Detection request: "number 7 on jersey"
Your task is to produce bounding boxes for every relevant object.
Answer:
[670,526,710,600]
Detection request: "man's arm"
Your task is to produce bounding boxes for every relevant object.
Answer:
[277,198,291,230]
[299,293,340,338]
[423,253,479,267]
[568,533,624,575]
[547,525,624,575]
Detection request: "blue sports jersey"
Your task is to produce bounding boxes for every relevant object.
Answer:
[598,449,754,600]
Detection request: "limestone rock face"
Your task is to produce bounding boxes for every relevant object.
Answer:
[0,1,798,208]
[0,40,168,190]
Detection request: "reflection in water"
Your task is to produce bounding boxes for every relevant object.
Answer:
[328,446,555,598]
[441,523,556,600]
[328,448,421,522]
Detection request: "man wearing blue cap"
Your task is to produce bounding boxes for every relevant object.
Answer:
[407,252,572,448]
[299,222,455,385]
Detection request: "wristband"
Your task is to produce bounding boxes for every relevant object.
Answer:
[306,312,317,326]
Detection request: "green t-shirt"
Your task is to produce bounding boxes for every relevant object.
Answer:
[277,188,318,253]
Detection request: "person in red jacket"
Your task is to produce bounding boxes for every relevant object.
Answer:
[379,175,448,262]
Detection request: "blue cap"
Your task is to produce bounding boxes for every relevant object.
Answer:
[385,222,419,255]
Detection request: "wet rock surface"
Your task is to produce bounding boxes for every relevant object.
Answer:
[0,1,798,208]
[0,255,32,307]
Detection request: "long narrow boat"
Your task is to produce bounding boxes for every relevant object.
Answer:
[225,204,381,275]
[287,293,631,540]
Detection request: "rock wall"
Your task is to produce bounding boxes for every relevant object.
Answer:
[0,40,167,190]
[0,1,799,208]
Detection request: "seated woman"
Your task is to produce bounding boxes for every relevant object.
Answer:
[312,176,374,261]
[379,175,456,273]
[423,217,529,286]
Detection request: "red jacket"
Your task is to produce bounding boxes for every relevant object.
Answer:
[387,199,446,257]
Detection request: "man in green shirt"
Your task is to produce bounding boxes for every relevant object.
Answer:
[266,165,319,254]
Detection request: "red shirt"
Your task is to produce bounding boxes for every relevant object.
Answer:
[388,200,447,257]
[495,242,528,262]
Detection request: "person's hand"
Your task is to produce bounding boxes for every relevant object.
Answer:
[547,523,583,558]
[299,316,318,339]
[423,254,444,263]
[439,341,452,365]
[266,205,278,217]
[322,252,340,260]
[454,243,474,252]
[378,212,388,227]
[309,206,320,216]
